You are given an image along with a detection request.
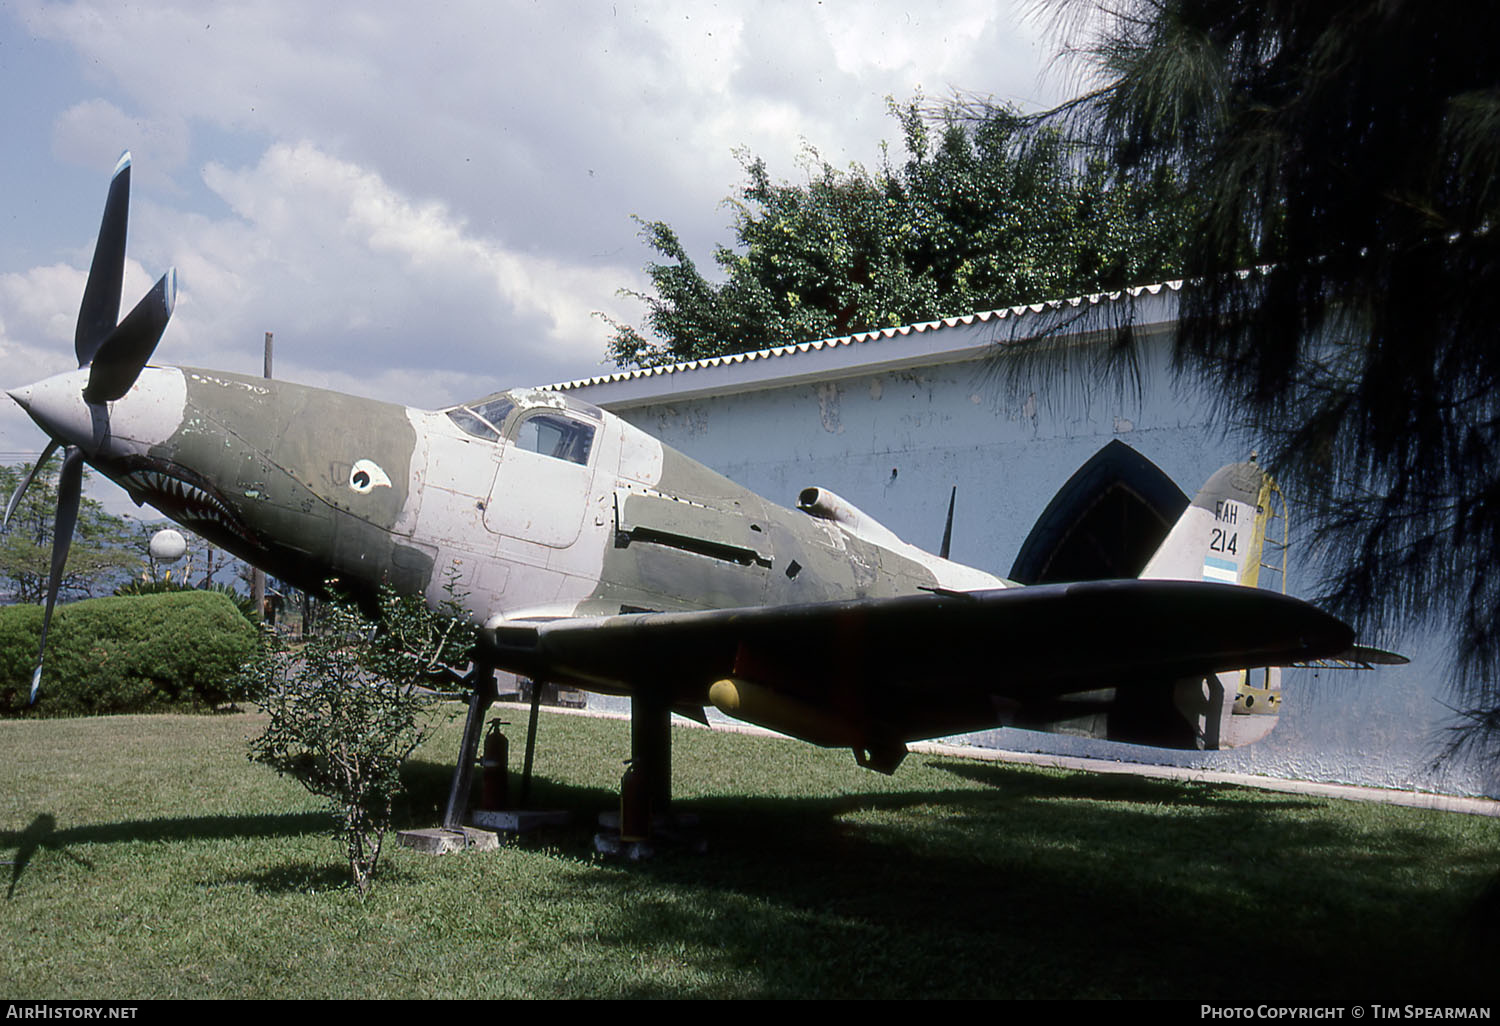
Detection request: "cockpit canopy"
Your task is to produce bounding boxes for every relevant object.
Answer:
[444,394,513,441]
[442,389,602,466]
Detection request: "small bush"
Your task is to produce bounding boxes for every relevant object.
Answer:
[114,578,260,624]
[243,589,473,897]
[0,591,260,717]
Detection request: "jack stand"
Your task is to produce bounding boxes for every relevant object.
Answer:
[519,675,542,806]
[442,662,499,831]
[401,664,502,854]
[400,663,502,854]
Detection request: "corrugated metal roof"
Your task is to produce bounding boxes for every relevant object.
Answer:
[545,280,1185,394]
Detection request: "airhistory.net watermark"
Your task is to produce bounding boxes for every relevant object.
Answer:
[4,1007,137,1019]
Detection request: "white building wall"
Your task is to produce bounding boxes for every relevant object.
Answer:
[556,296,1494,799]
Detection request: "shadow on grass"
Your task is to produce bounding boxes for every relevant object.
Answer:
[411,752,1497,1000]
[10,714,1492,998]
[223,861,353,895]
[0,755,474,899]
[396,754,619,827]
[6,814,93,899]
[2,809,333,898]
[218,857,420,895]
[0,745,593,900]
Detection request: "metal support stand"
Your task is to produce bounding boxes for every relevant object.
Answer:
[519,677,542,807]
[441,662,497,831]
[631,688,672,817]
[467,678,571,837]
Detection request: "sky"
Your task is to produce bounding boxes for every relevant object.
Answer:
[0,0,1076,480]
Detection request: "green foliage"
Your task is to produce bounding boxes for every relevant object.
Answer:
[114,576,260,624]
[0,461,140,604]
[605,100,1190,367]
[243,588,474,897]
[1045,1,1500,750]
[0,591,260,717]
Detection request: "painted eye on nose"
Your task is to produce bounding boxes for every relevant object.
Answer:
[349,458,392,494]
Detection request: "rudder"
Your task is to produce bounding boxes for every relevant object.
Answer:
[1140,458,1288,749]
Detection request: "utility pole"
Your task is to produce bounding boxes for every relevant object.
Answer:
[251,331,271,622]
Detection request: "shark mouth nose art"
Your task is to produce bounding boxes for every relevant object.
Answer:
[119,457,250,542]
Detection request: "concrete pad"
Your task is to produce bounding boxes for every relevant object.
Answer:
[398,826,499,854]
[470,809,571,833]
[594,811,707,858]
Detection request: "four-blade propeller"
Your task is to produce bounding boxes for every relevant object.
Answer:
[1,152,177,703]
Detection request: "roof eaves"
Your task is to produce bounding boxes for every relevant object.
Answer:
[544,280,1184,398]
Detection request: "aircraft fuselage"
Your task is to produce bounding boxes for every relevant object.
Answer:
[14,365,1004,671]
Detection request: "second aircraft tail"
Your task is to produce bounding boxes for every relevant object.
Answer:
[1140,458,1287,748]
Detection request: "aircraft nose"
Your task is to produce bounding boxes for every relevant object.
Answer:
[8,369,99,454]
[13,366,188,458]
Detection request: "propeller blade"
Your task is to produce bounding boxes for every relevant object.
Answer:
[82,267,177,404]
[2,440,60,533]
[30,446,84,704]
[75,152,132,369]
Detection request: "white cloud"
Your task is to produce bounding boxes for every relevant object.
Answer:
[141,142,642,390]
[51,99,190,176]
[0,254,170,395]
[17,1,1063,227]
[0,267,79,456]
[0,263,87,353]
[0,1,1077,536]
[6,0,1066,399]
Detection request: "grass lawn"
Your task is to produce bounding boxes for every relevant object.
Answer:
[2,707,1497,999]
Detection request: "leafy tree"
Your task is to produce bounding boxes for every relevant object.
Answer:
[0,462,141,605]
[1034,0,1500,755]
[605,102,1190,367]
[243,587,475,898]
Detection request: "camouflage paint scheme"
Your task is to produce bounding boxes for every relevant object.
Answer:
[91,368,997,617]
[10,361,1359,769]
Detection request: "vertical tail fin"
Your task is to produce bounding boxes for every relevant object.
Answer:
[1140,459,1283,588]
[1142,458,1289,749]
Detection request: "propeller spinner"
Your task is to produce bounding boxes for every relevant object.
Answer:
[2,152,178,703]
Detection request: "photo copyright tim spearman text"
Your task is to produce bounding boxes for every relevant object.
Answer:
[1202,1009,1492,1020]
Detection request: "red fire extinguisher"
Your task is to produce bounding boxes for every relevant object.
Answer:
[620,758,651,842]
[480,720,508,811]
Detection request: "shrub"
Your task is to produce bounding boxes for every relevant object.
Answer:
[114,578,261,624]
[243,589,472,897]
[0,591,261,717]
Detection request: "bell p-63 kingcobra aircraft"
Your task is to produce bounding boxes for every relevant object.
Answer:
[5,156,1390,826]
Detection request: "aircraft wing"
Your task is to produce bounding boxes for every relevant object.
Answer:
[481,579,1354,755]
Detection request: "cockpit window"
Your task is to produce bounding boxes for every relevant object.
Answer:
[444,396,514,442]
[515,412,595,465]
[445,408,500,441]
[472,397,515,429]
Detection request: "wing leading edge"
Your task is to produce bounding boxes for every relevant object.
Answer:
[481,579,1355,764]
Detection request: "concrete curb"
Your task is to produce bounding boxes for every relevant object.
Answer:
[490,700,1500,818]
